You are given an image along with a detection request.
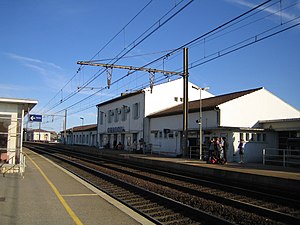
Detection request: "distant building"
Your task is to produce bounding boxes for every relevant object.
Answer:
[62,124,97,146]
[26,129,57,142]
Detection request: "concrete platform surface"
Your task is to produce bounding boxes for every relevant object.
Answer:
[0,148,154,225]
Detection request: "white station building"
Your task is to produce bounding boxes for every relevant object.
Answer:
[148,87,300,162]
[0,97,37,172]
[96,78,213,150]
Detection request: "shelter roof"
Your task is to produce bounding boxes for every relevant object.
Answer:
[0,97,38,115]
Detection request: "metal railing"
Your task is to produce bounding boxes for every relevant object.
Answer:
[262,148,300,167]
[188,146,208,160]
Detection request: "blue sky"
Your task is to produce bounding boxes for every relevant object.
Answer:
[0,0,299,132]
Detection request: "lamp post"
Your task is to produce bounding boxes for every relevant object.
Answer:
[80,117,84,144]
[192,86,209,160]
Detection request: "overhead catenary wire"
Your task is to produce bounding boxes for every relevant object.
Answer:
[51,0,277,116]
[42,0,193,116]
[43,0,299,130]
[189,18,300,69]
[39,0,154,114]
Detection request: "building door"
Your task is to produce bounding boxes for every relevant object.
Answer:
[113,134,118,149]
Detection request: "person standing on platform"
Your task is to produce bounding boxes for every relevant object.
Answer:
[238,138,245,163]
[208,138,215,159]
[223,137,229,164]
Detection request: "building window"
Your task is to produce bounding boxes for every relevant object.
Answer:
[251,133,256,142]
[121,107,126,121]
[174,97,178,102]
[108,110,113,123]
[132,103,140,120]
[0,115,11,151]
[246,133,250,141]
[159,131,162,138]
[257,133,261,142]
[122,105,130,121]
[114,108,119,122]
[100,112,105,125]
[263,133,266,142]
[240,133,244,140]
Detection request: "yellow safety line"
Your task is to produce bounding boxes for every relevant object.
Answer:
[27,154,84,225]
[62,193,98,197]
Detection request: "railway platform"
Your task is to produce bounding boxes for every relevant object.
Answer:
[94,148,300,195]
[28,142,300,194]
[0,148,154,225]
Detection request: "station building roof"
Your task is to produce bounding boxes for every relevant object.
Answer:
[147,87,263,118]
[96,90,144,107]
[63,124,97,133]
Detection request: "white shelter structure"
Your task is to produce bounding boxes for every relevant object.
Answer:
[148,87,300,162]
[0,97,37,172]
[96,78,213,150]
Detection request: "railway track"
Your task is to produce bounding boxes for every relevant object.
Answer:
[25,143,300,225]
[26,144,233,225]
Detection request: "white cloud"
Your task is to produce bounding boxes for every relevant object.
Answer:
[5,53,63,71]
[227,0,297,21]
[0,83,41,99]
[4,52,67,90]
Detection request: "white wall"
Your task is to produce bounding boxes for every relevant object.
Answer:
[230,131,277,163]
[220,88,300,128]
[97,92,145,149]
[148,87,297,161]
[144,78,213,116]
[71,130,97,146]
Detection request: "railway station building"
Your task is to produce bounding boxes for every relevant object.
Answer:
[147,87,300,163]
[96,78,213,150]
[63,79,299,164]
[0,97,37,172]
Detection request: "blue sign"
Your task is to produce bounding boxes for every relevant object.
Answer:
[29,114,43,122]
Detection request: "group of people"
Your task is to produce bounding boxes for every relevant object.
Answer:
[207,137,245,164]
[207,137,228,164]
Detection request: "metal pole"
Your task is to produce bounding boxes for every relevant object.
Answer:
[183,48,189,157]
[199,89,202,160]
[80,117,84,144]
[38,122,41,141]
[64,110,67,144]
